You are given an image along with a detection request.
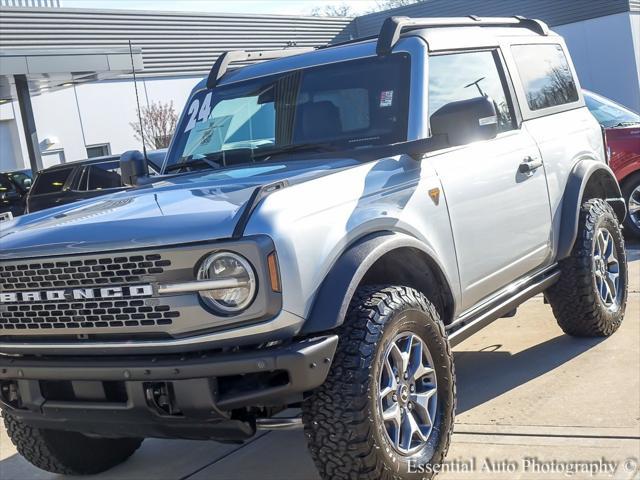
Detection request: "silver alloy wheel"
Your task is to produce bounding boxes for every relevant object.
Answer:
[593,228,620,308]
[378,332,437,455]
[629,184,640,229]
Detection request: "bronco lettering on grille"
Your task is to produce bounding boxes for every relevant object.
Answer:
[0,285,153,303]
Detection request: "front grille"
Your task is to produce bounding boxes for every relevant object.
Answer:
[0,299,180,331]
[0,254,171,291]
[0,252,181,335]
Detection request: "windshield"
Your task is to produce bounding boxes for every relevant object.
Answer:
[164,54,410,172]
[584,91,640,128]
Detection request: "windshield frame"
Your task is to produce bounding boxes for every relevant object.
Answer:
[161,37,428,174]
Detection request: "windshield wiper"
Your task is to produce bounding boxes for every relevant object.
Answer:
[255,142,337,160]
[165,143,337,173]
[612,121,640,128]
[165,156,221,173]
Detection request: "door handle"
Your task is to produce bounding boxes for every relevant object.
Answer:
[519,156,543,174]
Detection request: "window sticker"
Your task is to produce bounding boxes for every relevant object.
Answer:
[184,92,214,133]
[380,90,394,107]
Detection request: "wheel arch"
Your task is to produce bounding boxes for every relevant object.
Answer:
[557,160,626,260]
[301,231,456,335]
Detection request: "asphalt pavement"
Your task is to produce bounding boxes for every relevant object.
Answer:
[1,245,639,480]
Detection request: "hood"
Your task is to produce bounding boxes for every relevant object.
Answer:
[0,158,358,259]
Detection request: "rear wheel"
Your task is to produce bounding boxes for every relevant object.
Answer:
[303,285,455,480]
[546,198,627,336]
[3,412,143,475]
[621,172,640,239]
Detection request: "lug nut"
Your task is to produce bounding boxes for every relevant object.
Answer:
[410,385,415,392]
[392,394,398,402]
[408,402,413,410]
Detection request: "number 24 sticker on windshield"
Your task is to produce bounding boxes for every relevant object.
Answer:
[185,92,213,132]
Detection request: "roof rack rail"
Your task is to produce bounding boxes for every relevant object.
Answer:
[376,15,549,55]
[206,47,314,88]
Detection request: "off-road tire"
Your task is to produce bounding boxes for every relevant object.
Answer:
[3,412,143,475]
[546,198,627,336]
[302,285,456,480]
[621,172,640,239]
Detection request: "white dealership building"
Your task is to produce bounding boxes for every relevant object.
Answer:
[0,0,638,172]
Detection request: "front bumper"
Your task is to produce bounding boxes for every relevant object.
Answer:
[0,335,337,441]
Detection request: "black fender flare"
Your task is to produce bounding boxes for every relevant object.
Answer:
[301,231,453,335]
[557,160,626,260]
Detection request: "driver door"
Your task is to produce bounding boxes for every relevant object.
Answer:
[426,49,553,310]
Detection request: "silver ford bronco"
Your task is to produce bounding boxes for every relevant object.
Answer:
[0,16,628,479]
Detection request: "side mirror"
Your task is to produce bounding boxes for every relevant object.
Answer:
[120,150,149,186]
[430,96,499,148]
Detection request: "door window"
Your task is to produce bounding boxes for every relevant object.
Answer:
[511,44,579,111]
[31,168,73,195]
[429,50,515,133]
[86,161,122,190]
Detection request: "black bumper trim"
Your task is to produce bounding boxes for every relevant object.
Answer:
[0,336,338,440]
[0,335,337,384]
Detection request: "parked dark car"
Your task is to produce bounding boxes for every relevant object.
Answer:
[25,150,165,213]
[0,169,32,221]
[584,90,640,237]
[0,173,28,222]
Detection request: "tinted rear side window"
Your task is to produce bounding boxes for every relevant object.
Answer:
[31,168,73,195]
[511,44,579,111]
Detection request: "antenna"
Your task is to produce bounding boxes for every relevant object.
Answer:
[129,40,148,160]
[464,77,487,97]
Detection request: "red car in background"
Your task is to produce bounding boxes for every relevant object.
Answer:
[584,90,640,238]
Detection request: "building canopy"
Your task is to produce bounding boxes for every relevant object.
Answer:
[0,47,143,101]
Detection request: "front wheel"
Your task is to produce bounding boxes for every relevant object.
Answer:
[546,198,628,337]
[303,285,456,480]
[3,412,143,475]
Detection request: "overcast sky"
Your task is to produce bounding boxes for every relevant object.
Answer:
[59,0,379,16]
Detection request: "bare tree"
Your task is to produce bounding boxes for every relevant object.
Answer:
[373,0,424,11]
[130,101,178,150]
[310,3,354,17]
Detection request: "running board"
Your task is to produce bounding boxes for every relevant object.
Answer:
[447,268,560,347]
[256,417,302,430]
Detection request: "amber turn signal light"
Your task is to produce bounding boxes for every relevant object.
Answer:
[267,251,281,292]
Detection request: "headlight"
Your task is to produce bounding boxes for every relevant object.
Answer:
[197,251,257,313]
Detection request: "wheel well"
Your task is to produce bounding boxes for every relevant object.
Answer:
[582,169,619,201]
[581,169,625,221]
[358,247,455,325]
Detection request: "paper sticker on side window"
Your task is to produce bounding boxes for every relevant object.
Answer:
[380,90,394,107]
[479,115,498,126]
